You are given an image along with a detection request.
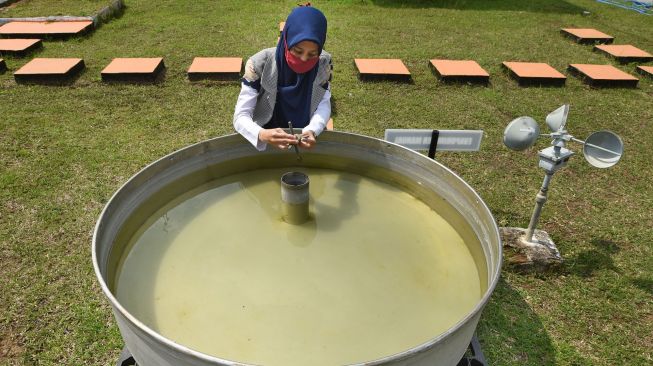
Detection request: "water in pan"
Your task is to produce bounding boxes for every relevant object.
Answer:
[115,168,481,366]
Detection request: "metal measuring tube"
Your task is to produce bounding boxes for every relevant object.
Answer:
[288,121,303,161]
[280,171,310,224]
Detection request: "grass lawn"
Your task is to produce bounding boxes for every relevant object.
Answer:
[0,0,109,17]
[1,0,652,365]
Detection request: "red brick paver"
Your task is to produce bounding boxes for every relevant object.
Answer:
[430,59,489,84]
[636,65,653,78]
[594,44,653,63]
[561,28,614,44]
[14,57,84,84]
[568,64,638,88]
[187,57,243,81]
[0,39,42,56]
[101,57,165,83]
[0,21,93,38]
[354,58,411,81]
[502,61,566,86]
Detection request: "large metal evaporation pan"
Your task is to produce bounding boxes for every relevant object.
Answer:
[92,131,502,366]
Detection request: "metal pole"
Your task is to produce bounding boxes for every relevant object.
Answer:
[525,171,554,243]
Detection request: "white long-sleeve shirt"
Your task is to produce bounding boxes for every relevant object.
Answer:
[233,83,332,151]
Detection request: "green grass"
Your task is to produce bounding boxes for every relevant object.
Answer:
[0,0,109,17]
[1,0,652,365]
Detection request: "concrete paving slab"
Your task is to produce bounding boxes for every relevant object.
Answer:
[101,57,165,83]
[0,38,42,56]
[0,21,93,38]
[354,58,411,81]
[502,61,566,86]
[594,44,653,63]
[430,59,489,84]
[636,65,653,78]
[187,57,242,81]
[561,28,614,44]
[568,63,638,88]
[14,57,84,84]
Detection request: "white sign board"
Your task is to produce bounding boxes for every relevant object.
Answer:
[384,129,484,152]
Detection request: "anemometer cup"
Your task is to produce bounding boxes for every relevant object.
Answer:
[545,104,570,132]
[583,131,623,168]
[503,105,623,169]
[503,116,540,151]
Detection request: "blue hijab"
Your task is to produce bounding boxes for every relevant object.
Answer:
[274,6,327,128]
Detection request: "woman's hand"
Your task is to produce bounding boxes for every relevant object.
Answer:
[259,128,298,150]
[299,130,317,149]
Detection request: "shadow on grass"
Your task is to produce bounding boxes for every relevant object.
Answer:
[370,0,586,14]
[477,278,562,365]
[555,239,652,298]
[630,277,653,296]
[563,238,623,277]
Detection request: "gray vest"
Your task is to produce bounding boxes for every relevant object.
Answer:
[248,48,332,126]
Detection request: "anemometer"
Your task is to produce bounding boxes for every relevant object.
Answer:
[503,104,623,244]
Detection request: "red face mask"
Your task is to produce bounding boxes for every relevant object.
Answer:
[285,40,319,74]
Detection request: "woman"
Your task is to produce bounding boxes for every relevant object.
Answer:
[233,5,332,151]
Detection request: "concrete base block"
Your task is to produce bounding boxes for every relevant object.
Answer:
[0,0,21,8]
[94,0,125,27]
[500,227,563,273]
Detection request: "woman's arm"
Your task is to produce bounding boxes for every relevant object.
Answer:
[233,83,268,151]
[233,83,298,151]
[300,85,331,148]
